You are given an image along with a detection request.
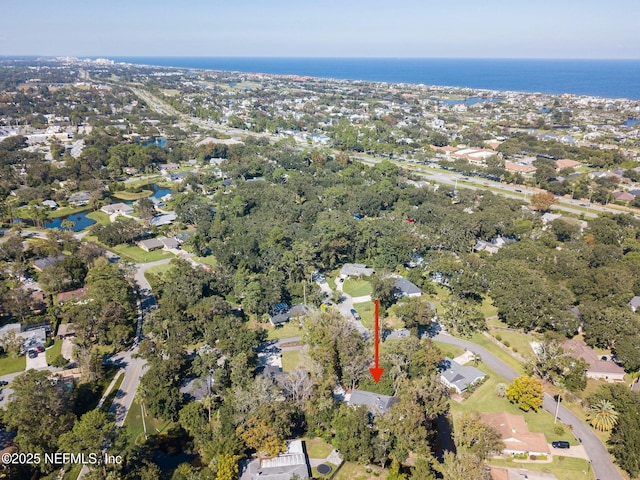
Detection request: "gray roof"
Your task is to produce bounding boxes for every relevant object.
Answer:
[394,276,421,296]
[349,389,399,415]
[150,212,177,226]
[270,304,308,326]
[629,296,640,309]
[34,254,66,271]
[439,358,486,393]
[256,440,309,480]
[138,238,163,250]
[340,263,374,277]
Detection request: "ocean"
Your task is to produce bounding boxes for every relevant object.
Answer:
[106,57,640,100]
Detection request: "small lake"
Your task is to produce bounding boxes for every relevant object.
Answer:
[45,211,95,232]
[624,118,640,127]
[441,97,502,106]
[147,184,172,199]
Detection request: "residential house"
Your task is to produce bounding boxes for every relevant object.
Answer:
[629,296,640,313]
[392,275,422,298]
[100,203,134,215]
[612,190,635,202]
[504,162,537,175]
[57,323,76,339]
[340,263,375,278]
[251,440,310,480]
[439,358,486,394]
[33,254,66,272]
[269,304,308,326]
[42,200,58,209]
[137,238,163,252]
[57,287,88,305]
[159,237,180,250]
[347,389,399,415]
[481,411,551,457]
[67,191,91,206]
[150,212,177,227]
[563,339,625,383]
[555,159,582,170]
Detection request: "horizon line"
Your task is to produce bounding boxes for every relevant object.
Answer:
[1,55,640,61]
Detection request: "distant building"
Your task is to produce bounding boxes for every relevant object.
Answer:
[150,212,177,227]
[504,162,537,175]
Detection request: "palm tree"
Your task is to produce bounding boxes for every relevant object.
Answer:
[588,399,619,432]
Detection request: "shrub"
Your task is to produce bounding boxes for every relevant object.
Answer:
[530,455,537,461]
[44,338,53,348]
[495,334,502,342]
[51,354,68,368]
[554,425,565,436]
[503,340,511,348]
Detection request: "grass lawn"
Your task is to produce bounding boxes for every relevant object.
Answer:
[193,255,218,267]
[266,322,303,341]
[487,457,594,480]
[488,327,540,362]
[432,340,465,359]
[479,296,498,318]
[144,261,175,281]
[86,210,111,226]
[343,279,372,297]
[0,354,26,376]
[353,300,375,330]
[48,205,91,219]
[45,338,63,364]
[466,331,526,375]
[281,350,302,372]
[334,462,387,480]
[123,393,174,444]
[99,371,125,412]
[111,244,174,263]
[112,190,153,201]
[302,437,334,459]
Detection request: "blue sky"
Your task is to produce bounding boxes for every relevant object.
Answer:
[1,0,638,58]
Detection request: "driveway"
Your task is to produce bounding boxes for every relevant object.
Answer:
[25,351,48,370]
[549,444,589,460]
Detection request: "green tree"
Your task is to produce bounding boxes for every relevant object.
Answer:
[455,412,504,459]
[58,410,116,474]
[3,370,75,467]
[395,297,434,335]
[434,451,490,480]
[506,376,544,412]
[587,399,619,432]
[439,297,486,337]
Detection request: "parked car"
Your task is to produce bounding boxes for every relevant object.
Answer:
[350,308,361,320]
[36,345,45,353]
[552,441,570,449]
[0,380,8,386]
[28,350,38,359]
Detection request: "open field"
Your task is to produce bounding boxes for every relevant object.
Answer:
[45,338,63,364]
[266,321,303,341]
[353,300,375,330]
[86,210,111,225]
[112,190,153,201]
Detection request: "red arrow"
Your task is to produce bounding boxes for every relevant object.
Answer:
[369,299,384,383]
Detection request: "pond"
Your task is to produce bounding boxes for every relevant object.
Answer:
[624,118,640,127]
[147,184,172,199]
[45,211,96,232]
